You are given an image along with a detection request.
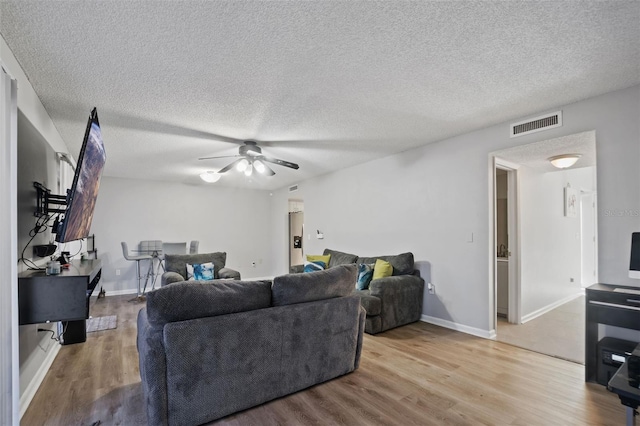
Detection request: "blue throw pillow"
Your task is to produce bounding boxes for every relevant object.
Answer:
[186,262,215,281]
[303,260,326,273]
[356,263,375,290]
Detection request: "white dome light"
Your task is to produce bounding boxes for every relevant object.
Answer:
[199,171,221,183]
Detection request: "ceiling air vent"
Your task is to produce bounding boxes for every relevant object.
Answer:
[510,111,562,138]
[288,184,298,193]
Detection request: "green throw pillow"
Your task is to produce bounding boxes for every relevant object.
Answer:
[372,259,393,280]
[306,254,331,266]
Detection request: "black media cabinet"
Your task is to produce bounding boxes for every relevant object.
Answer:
[18,259,102,345]
[585,283,640,382]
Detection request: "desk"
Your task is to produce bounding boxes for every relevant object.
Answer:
[608,344,640,426]
[586,284,640,382]
[18,259,102,344]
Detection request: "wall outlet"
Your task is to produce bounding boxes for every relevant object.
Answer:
[115,269,121,276]
[427,282,435,294]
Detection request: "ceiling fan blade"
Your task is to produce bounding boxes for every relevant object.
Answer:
[198,154,242,161]
[259,156,299,170]
[218,159,244,173]
[261,163,276,176]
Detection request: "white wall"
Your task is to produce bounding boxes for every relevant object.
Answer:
[269,85,640,335]
[90,177,274,293]
[1,35,70,417]
[519,166,595,318]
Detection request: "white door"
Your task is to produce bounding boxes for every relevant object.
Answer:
[580,192,597,287]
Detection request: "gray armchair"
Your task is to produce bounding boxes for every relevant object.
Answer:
[161,252,241,286]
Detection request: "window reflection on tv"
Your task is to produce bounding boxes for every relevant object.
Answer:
[56,108,106,243]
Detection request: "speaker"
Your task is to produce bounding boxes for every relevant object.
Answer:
[33,244,57,257]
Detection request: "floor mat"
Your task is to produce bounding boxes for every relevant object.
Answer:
[86,315,117,333]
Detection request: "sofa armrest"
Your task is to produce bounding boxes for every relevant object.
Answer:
[219,267,241,280]
[137,308,169,426]
[368,274,424,297]
[161,271,185,287]
[290,264,304,274]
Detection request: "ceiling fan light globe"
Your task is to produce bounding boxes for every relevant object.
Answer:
[236,159,249,172]
[254,160,266,174]
[244,163,253,176]
[199,171,221,183]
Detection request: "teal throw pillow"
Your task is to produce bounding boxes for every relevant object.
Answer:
[186,262,215,281]
[303,260,326,273]
[356,263,375,290]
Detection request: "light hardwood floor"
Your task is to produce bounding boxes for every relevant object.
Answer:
[22,294,624,425]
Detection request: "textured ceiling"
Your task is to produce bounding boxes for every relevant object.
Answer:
[494,131,596,172]
[1,1,638,190]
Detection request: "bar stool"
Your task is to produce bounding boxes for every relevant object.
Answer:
[139,240,164,290]
[121,242,153,300]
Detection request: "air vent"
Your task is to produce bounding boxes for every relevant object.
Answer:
[510,111,562,138]
[288,184,298,192]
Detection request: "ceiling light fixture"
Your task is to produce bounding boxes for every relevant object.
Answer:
[549,154,581,169]
[199,171,221,183]
[236,158,249,172]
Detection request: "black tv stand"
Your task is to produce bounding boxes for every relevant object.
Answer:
[18,259,102,345]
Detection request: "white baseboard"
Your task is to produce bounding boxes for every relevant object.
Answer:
[20,341,60,419]
[420,315,495,339]
[520,292,582,324]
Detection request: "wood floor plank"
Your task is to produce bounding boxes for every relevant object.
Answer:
[20,294,627,426]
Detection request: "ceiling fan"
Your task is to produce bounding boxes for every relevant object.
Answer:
[198,141,299,177]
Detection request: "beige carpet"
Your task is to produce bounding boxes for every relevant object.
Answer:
[496,295,584,364]
[86,315,117,333]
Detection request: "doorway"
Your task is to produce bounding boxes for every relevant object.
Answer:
[490,130,597,364]
[288,199,304,271]
[494,162,519,326]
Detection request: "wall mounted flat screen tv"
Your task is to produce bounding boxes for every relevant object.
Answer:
[55,108,106,243]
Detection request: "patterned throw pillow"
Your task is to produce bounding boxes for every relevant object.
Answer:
[186,262,215,281]
[303,260,326,273]
[356,263,375,290]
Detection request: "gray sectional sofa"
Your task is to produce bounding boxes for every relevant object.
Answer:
[137,264,365,426]
[293,248,425,334]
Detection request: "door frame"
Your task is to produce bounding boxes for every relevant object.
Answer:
[579,190,598,288]
[490,157,521,333]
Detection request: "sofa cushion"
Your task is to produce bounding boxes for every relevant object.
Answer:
[356,291,382,316]
[356,252,415,276]
[303,260,326,273]
[356,263,375,290]
[323,248,358,268]
[306,254,331,265]
[165,252,226,279]
[372,259,393,280]
[186,262,215,281]
[146,280,272,327]
[272,264,357,306]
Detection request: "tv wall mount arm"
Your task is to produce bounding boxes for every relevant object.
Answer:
[34,182,67,217]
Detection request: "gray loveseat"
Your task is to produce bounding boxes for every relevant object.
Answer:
[293,248,424,335]
[137,264,365,426]
[161,251,241,286]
